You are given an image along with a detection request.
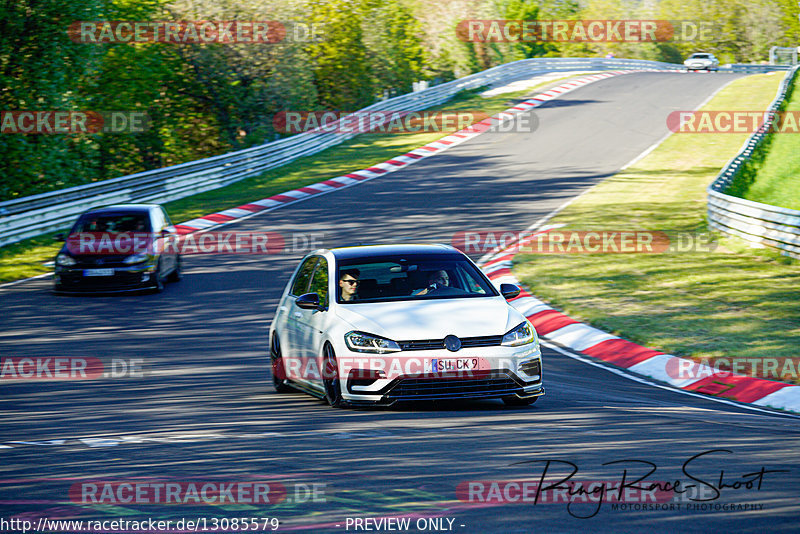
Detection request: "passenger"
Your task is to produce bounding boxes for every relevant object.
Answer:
[412,270,450,296]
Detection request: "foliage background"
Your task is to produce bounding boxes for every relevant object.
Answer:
[1,0,798,200]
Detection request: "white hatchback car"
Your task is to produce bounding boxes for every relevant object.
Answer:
[269,244,544,408]
[684,53,719,71]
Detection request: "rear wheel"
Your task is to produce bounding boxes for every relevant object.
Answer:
[270,335,292,393]
[323,344,345,407]
[503,395,538,407]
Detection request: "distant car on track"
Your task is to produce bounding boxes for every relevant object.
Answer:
[269,244,544,408]
[53,204,181,294]
[684,53,719,71]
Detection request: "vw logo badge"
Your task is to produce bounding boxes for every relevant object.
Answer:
[444,335,462,352]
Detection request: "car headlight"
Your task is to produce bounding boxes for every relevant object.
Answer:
[345,331,401,353]
[123,253,150,265]
[502,321,537,347]
[56,253,76,266]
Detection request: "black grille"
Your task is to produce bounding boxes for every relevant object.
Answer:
[398,335,503,351]
[520,359,541,376]
[74,255,132,268]
[385,372,523,400]
[58,272,145,290]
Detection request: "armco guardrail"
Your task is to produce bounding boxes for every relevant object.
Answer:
[1,57,773,247]
[707,65,800,259]
[721,63,790,73]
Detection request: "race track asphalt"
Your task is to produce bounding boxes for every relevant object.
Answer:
[2,71,798,533]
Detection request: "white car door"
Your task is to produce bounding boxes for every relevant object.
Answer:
[295,257,330,389]
[284,257,317,381]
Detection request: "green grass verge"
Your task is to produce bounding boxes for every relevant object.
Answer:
[740,74,800,210]
[513,71,800,383]
[0,73,586,284]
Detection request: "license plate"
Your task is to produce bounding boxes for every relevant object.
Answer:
[83,268,114,277]
[424,358,483,373]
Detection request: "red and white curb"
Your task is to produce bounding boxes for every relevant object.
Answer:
[170,71,639,235]
[479,232,800,415]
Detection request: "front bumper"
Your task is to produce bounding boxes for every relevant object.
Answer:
[337,344,543,405]
[685,63,715,70]
[374,372,543,403]
[54,263,157,293]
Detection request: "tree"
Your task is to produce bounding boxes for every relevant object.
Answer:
[363,0,428,95]
[0,0,104,198]
[305,0,375,110]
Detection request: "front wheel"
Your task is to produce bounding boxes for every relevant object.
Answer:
[503,395,538,407]
[167,256,182,282]
[323,344,346,407]
[151,262,165,293]
[270,335,293,393]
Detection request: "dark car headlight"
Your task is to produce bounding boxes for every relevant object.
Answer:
[502,321,537,347]
[123,253,150,265]
[345,331,401,354]
[56,253,76,267]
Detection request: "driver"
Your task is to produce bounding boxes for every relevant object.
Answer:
[339,269,360,302]
[412,270,449,296]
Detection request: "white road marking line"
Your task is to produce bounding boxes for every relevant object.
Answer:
[542,340,800,419]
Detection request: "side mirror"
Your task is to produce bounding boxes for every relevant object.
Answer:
[54,233,65,242]
[296,292,324,310]
[500,283,521,300]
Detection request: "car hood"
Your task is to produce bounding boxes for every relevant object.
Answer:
[334,297,523,340]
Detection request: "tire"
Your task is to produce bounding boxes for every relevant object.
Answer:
[151,262,165,293]
[270,335,293,393]
[503,395,538,407]
[167,256,182,283]
[323,344,346,407]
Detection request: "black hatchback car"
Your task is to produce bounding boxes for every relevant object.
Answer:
[53,204,181,293]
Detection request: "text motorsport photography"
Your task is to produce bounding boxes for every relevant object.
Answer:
[458,450,784,519]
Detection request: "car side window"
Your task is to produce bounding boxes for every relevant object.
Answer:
[160,207,173,228]
[151,209,165,232]
[460,266,486,294]
[291,257,318,296]
[308,258,329,307]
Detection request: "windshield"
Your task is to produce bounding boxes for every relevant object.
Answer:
[336,254,498,304]
[690,54,711,59]
[72,213,151,233]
